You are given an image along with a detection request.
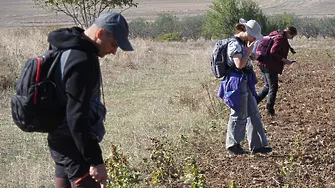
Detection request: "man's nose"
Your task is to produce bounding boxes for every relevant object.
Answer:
[110,48,117,55]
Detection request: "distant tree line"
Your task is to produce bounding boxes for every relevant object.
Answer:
[129,0,335,41]
[33,0,335,40]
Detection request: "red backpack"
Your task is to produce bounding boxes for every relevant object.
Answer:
[256,34,282,62]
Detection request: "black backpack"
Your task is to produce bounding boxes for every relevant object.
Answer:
[11,50,66,133]
[210,37,237,78]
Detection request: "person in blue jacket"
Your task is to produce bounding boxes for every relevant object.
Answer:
[217,19,272,155]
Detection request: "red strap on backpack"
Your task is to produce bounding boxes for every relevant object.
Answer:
[34,57,42,104]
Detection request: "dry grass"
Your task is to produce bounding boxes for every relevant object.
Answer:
[0,27,57,187]
[99,38,220,162]
[1,27,335,187]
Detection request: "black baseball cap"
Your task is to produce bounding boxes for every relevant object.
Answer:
[95,12,133,51]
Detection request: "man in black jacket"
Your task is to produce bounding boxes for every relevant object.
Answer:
[47,12,133,188]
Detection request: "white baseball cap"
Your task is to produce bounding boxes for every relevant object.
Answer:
[239,18,264,40]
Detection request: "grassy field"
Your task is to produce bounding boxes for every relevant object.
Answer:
[0,27,335,187]
[0,27,218,187]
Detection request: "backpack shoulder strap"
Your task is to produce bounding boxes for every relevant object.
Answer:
[231,36,244,45]
[271,34,283,39]
[60,49,71,79]
[225,37,240,68]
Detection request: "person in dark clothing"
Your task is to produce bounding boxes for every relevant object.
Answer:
[256,26,297,116]
[47,12,133,188]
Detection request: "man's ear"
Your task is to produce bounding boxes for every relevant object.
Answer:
[95,28,105,40]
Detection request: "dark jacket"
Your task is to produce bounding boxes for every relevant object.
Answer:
[260,31,290,74]
[47,27,104,165]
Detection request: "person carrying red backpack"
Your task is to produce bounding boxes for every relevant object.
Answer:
[256,26,297,116]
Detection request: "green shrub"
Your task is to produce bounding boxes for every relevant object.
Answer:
[320,17,335,37]
[129,14,206,40]
[182,157,207,188]
[151,14,180,36]
[158,32,181,41]
[295,16,335,38]
[293,17,321,38]
[179,15,206,39]
[264,14,335,38]
[202,0,268,39]
[143,138,180,185]
[280,12,294,28]
[128,18,151,38]
[105,144,141,188]
[237,0,269,33]
[104,139,208,187]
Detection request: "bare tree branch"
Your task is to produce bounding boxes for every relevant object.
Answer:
[87,1,93,26]
[97,0,104,16]
[55,2,80,26]
[93,0,99,21]
[32,0,137,27]
[120,6,132,14]
[81,0,88,28]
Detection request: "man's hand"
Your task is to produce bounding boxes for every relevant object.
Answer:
[90,164,108,187]
[100,179,107,188]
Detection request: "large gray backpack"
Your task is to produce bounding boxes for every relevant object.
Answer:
[210,37,237,78]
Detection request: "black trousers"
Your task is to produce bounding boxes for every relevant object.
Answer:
[48,137,100,188]
[257,66,279,111]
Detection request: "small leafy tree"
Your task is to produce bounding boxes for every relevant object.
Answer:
[32,0,138,28]
[202,0,239,39]
[281,12,294,28]
[202,0,268,39]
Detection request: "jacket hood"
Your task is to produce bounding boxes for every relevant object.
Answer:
[48,27,99,54]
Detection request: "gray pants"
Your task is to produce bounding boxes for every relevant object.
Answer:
[226,78,268,150]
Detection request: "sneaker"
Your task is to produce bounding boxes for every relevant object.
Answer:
[227,144,246,155]
[251,147,273,154]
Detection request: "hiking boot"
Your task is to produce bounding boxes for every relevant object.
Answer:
[251,147,273,154]
[266,103,275,116]
[227,144,246,155]
[267,109,275,116]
